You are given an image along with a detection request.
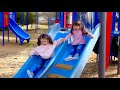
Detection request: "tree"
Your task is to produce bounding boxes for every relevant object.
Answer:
[28,12,36,28]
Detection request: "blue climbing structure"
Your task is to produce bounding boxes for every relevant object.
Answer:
[0,12,30,45]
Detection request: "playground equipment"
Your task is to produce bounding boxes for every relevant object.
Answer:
[110,12,120,74]
[9,18,30,45]
[19,12,39,32]
[0,12,10,45]
[13,12,119,78]
[0,12,30,45]
[55,12,77,28]
[48,17,56,30]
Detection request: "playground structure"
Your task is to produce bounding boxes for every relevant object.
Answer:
[12,12,120,78]
[0,12,120,78]
[0,12,42,45]
[0,12,30,45]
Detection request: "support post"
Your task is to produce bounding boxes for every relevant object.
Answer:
[7,27,9,42]
[98,12,106,78]
[118,36,120,74]
[48,17,50,30]
[2,28,4,46]
[26,12,28,31]
[117,12,120,74]
[60,12,64,28]
[35,12,38,32]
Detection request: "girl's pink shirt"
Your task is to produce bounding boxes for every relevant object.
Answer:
[30,38,63,59]
[65,29,92,45]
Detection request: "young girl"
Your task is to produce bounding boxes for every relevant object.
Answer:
[64,20,94,61]
[27,34,65,78]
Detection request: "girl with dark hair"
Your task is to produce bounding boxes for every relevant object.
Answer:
[27,34,64,78]
[64,20,94,61]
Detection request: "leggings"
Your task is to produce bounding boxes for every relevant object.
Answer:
[33,58,51,76]
[70,44,85,57]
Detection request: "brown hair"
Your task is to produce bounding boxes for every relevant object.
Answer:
[70,20,88,35]
[37,34,53,46]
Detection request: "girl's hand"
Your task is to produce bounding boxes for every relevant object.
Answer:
[91,35,94,39]
[61,38,66,42]
[28,54,31,57]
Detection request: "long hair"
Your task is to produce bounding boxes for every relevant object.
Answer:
[70,20,88,35]
[37,34,53,46]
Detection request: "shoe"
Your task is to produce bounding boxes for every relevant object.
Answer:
[65,55,73,61]
[27,70,34,78]
[72,54,79,60]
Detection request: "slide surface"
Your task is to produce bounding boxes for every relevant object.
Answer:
[14,23,100,78]
[9,18,30,44]
[39,24,100,78]
[13,24,68,78]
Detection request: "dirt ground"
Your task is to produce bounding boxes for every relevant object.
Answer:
[0,24,120,78]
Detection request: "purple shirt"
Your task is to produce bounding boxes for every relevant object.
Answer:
[65,29,92,45]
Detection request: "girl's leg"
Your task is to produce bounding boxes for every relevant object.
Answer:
[75,44,85,56]
[65,45,77,61]
[27,58,50,78]
[33,60,46,75]
[33,58,50,76]
[72,44,85,60]
[69,45,78,56]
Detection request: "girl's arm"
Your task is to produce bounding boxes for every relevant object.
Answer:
[82,25,94,38]
[29,48,39,56]
[65,33,72,41]
[87,32,94,38]
[53,38,65,47]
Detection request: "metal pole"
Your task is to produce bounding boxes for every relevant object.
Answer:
[7,27,9,42]
[26,12,28,31]
[117,12,120,74]
[13,12,18,43]
[80,12,82,20]
[118,12,120,32]
[117,36,120,74]
[91,12,93,30]
[48,17,50,30]
[112,12,116,33]
[110,12,116,61]
[2,12,4,46]
[72,12,77,22]
[98,12,106,78]
[60,12,64,28]
[2,28,4,46]
[76,12,80,20]
[20,12,22,26]
[22,12,24,26]
[35,12,38,32]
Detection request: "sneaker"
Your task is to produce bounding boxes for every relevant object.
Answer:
[65,55,73,61]
[72,54,79,60]
[27,70,34,78]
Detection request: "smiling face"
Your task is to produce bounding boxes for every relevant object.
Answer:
[73,25,80,31]
[40,38,49,45]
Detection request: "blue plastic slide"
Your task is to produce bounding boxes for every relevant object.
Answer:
[14,23,100,78]
[13,23,68,78]
[39,24,100,78]
[9,18,30,45]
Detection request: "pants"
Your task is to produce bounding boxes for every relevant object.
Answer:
[70,44,85,57]
[33,58,51,76]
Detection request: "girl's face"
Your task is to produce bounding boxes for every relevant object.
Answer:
[73,25,80,31]
[40,38,49,45]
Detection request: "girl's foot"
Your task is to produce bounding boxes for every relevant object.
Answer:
[27,70,34,78]
[65,55,73,61]
[72,54,79,60]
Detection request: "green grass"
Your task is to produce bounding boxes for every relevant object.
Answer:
[26,41,36,47]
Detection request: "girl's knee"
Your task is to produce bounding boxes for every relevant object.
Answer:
[77,44,85,50]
